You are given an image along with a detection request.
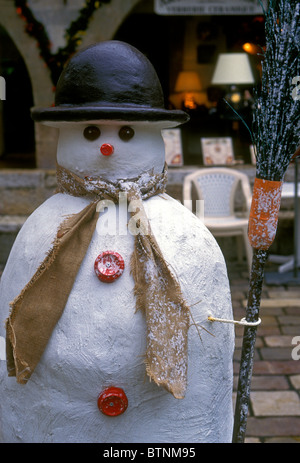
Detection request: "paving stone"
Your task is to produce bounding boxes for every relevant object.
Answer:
[230,291,245,300]
[238,375,290,391]
[260,315,278,325]
[243,299,300,308]
[290,375,300,389]
[234,336,243,349]
[264,335,295,347]
[246,417,300,437]
[234,325,246,337]
[245,437,261,443]
[278,316,300,325]
[260,347,295,361]
[232,392,237,409]
[286,306,300,315]
[233,362,241,375]
[257,325,281,336]
[250,391,300,416]
[285,287,300,294]
[264,437,300,443]
[233,305,246,316]
[282,325,300,335]
[260,306,285,316]
[253,360,300,375]
[268,290,300,299]
[230,284,250,293]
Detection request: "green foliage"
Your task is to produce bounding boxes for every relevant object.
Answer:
[14,0,111,85]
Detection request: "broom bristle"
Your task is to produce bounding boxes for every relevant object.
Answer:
[253,0,300,181]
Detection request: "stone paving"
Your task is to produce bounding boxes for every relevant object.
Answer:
[228,261,300,443]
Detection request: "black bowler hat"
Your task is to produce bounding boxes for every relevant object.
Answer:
[31,40,189,126]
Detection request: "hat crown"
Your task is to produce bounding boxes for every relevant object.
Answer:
[31,40,189,125]
[55,41,165,110]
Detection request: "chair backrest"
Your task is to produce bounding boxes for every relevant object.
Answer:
[183,167,252,218]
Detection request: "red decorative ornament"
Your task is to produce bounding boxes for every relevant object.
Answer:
[97,387,128,416]
[94,251,124,283]
[100,143,114,156]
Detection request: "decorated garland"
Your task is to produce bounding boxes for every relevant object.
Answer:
[15,0,111,85]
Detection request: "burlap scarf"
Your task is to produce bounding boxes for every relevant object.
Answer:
[6,164,190,399]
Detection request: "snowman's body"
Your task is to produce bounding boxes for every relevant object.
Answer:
[0,42,234,443]
[0,121,234,443]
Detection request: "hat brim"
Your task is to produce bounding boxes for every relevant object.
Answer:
[31,105,190,127]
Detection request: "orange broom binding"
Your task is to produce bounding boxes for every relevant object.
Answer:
[248,177,283,250]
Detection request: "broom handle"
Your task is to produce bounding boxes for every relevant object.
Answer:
[232,248,268,443]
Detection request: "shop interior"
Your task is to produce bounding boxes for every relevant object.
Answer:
[114,7,266,167]
[0,4,266,169]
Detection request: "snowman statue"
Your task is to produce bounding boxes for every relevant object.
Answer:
[0,41,234,443]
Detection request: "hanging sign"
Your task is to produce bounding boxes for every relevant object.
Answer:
[154,0,266,15]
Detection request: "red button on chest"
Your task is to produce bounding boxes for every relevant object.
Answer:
[94,251,125,283]
[98,387,128,416]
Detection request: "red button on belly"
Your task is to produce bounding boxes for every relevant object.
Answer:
[94,251,124,283]
[98,387,128,416]
[100,143,114,156]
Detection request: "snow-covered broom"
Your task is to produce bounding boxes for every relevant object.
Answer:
[232,0,300,443]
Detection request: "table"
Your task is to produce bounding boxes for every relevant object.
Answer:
[276,181,300,273]
[266,158,300,284]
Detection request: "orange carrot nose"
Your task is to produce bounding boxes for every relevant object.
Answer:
[100,143,114,156]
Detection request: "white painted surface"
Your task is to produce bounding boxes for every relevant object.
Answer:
[0,121,234,443]
[55,121,167,182]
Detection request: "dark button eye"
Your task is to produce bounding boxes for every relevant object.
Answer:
[83,126,101,141]
[119,126,134,142]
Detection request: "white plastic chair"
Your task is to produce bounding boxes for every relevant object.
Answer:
[183,167,253,272]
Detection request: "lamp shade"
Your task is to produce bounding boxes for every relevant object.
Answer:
[211,53,254,85]
[175,71,202,92]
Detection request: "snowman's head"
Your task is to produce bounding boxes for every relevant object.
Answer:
[55,119,169,181]
[31,40,189,180]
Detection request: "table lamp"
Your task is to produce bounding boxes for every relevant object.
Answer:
[174,71,202,110]
[211,53,254,108]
